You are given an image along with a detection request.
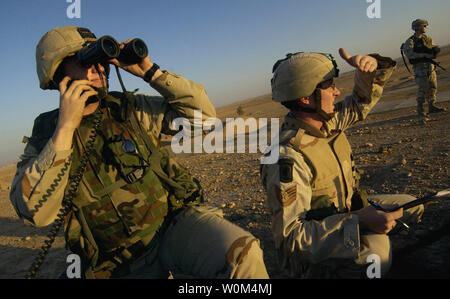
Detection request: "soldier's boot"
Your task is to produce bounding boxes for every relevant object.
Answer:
[419,116,429,125]
[417,104,429,124]
[428,103,446,113]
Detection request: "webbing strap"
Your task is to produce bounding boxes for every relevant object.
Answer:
[95,179,127,197]
[400,46,413,74]
[124,92,189,200]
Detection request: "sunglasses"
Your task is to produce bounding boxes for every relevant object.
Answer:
[317,79,336,90]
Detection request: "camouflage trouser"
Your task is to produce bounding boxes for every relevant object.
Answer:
[121,205,269,279]
[310,194,423,279]
[414,64,437,114]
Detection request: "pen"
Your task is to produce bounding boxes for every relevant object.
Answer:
[367,199,388,212]
[367,199,410,230]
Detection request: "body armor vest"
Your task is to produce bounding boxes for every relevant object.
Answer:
[288,130,355,212]
[409,34,434,64]
[27,92,203,273]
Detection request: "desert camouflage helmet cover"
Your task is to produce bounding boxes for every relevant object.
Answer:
[411,19,428,30]
[36,26,97,90]
[271,52,339,102]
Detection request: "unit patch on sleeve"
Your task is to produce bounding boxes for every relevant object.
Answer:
[278,158,294,183]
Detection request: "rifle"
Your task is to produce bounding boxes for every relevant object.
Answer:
[400,44,447,73]
[426,58,447,71]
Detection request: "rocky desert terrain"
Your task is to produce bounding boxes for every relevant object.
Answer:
[0,47,449,279]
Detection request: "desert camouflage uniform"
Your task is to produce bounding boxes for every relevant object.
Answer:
[10,71,268,279]
[261,57,424,278]
[403,34,439,116]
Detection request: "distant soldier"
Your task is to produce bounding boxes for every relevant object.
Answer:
[402,19,446,122]
[261,49,424,278]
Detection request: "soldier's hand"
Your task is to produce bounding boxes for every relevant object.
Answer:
[355,205,403,234]
[52,77,98,151]
[57,76,98,132]
[109,39,162,82]
[339,48,378,73]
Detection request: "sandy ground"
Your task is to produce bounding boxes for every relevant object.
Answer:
[1,48,449,279]
[179,102,450,279]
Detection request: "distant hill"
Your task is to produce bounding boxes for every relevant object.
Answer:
[216,44,450,121]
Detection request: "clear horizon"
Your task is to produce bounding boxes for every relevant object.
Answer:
[0,0,449,166]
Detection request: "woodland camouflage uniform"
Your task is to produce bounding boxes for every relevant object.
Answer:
[10,26,269,279]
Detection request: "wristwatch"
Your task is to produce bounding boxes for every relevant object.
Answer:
[143,63,160,83]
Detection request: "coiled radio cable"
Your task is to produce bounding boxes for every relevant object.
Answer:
[26,110,102,279]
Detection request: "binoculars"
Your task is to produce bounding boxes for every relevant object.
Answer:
[77,36,148,67]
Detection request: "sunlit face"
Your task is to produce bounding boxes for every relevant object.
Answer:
[63,57,108,89]
[312,79,341,114]
[418,25,427,34]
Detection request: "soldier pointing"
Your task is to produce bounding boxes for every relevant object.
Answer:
[261,49,424,278]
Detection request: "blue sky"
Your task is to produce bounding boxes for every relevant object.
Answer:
[0,0,449,165]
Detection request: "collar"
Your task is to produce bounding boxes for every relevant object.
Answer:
[282,113,327,139]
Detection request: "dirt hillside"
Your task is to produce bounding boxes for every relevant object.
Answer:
[216,45,450,120]
[0,48,449,279]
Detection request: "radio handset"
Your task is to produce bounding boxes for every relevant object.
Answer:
[64,80,107,106]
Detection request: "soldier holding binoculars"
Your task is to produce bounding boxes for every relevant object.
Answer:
[52,34,162,152]
[10,26,269,279]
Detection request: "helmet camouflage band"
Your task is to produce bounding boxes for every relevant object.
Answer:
[411,19,428,31]
[36,26,97,90]
[271,52,339,103]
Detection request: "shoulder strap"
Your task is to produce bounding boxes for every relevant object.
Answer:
[285,129,319,185]
[400,43,413,74]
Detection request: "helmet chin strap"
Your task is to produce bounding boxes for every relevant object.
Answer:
[295,88,335,121]
[314,88,336,121]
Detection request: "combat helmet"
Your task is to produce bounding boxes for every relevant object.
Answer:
[411,19,428,31]
[36,26,97,90]
[271,52,339,120]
